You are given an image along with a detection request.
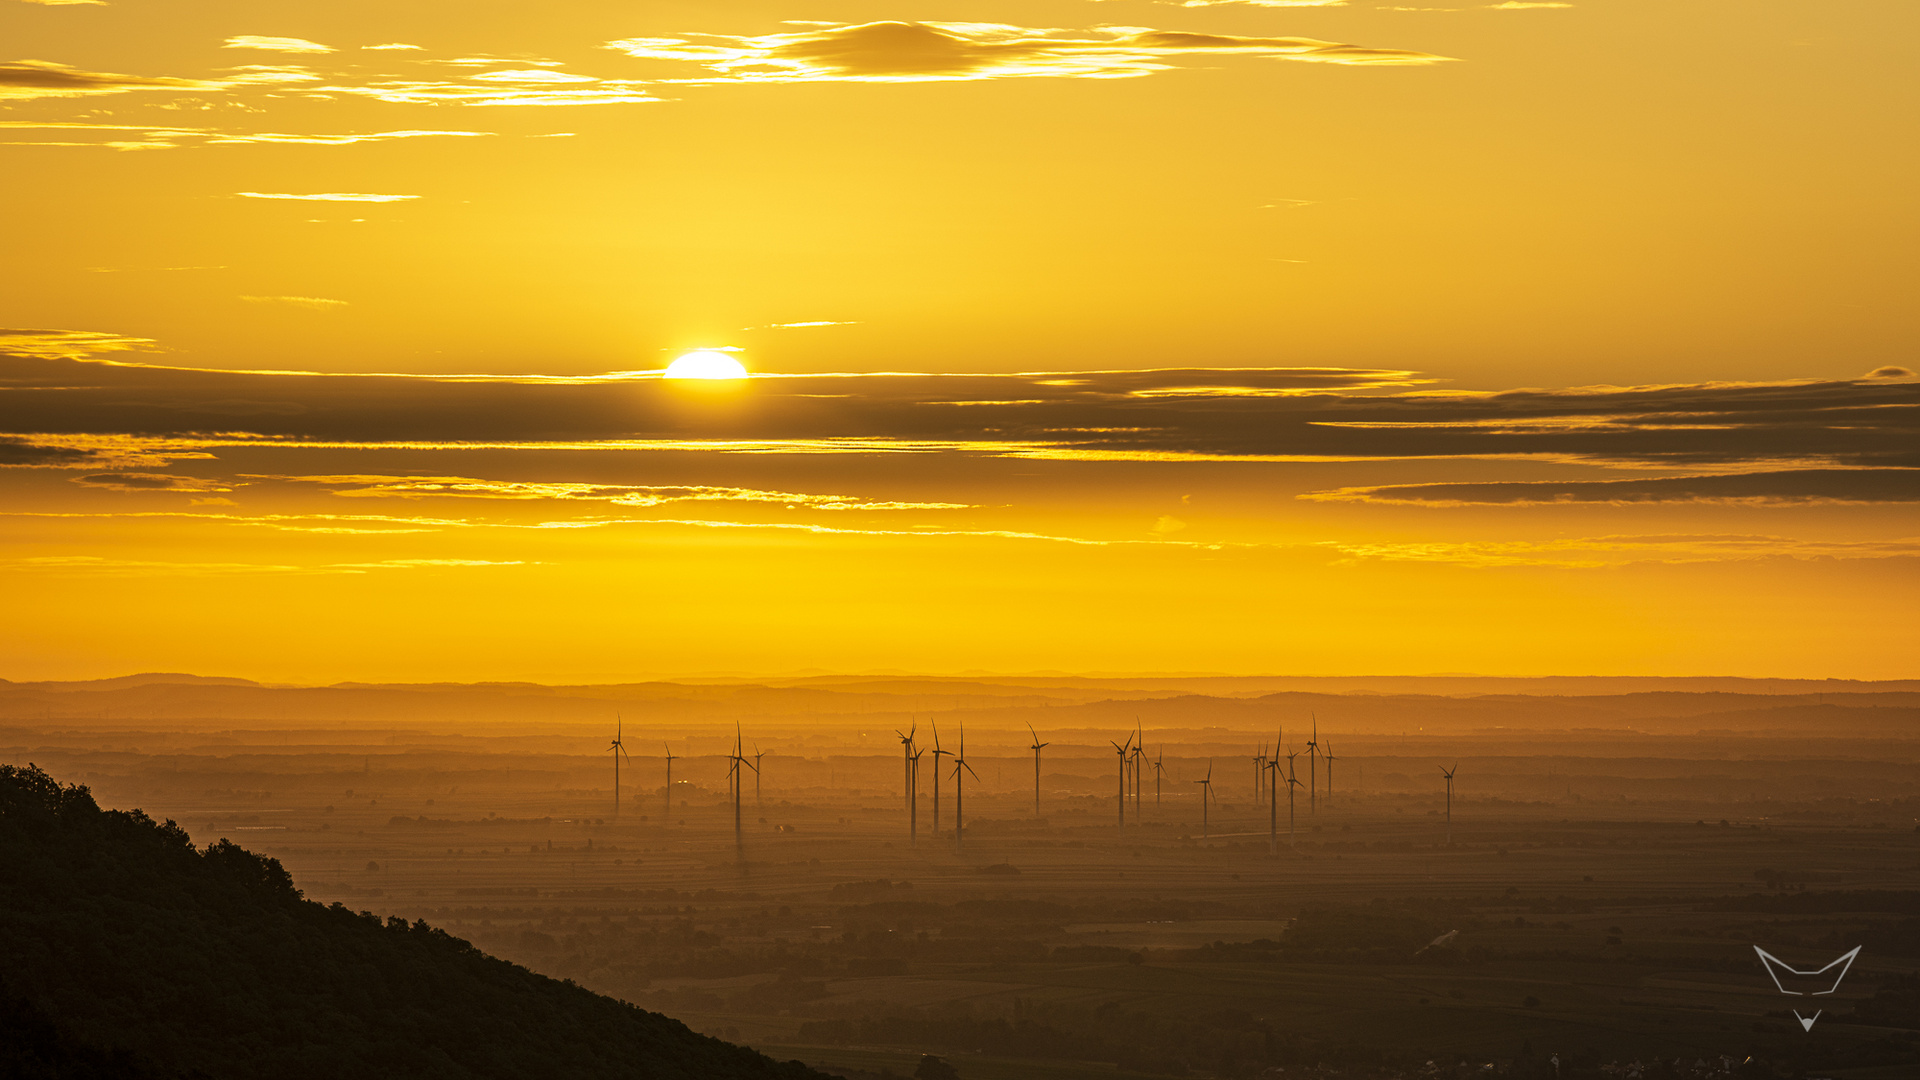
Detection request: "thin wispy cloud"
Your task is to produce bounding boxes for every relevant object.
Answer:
[361,43,423,51]
[0,123,493,150]
[222,36,333,54]
[238,295,349,310]
[1302,469,1920,506]
[254,474,972,511]
[0,327,158,359]
[234,192,419,202]
[311,78,659,107]
[1324,534,1920,569]
[605,21,1456,83]
[69,471,232,493]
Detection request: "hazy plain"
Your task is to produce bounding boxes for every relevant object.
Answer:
[5,673,1916,1079]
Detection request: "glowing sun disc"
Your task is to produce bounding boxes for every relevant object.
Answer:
[664,351,748,380]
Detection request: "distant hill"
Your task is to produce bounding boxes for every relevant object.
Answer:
[0,764,833,1080]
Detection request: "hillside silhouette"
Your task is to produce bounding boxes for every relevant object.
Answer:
[0,764,832,1080]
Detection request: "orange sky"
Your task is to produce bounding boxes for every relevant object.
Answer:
[2,1,1916,681]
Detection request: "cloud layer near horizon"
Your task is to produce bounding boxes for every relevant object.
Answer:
[1,344,1915,503]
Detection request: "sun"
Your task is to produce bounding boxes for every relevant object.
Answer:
[664,350,748,380]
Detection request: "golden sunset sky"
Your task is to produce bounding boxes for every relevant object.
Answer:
[2,0,1915,681]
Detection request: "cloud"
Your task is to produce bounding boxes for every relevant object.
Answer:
[362,43,423,51]
[207,129,491,146]
[604,21,1456,83]
[0,327,159,359]
[239,295,349,310]
[1486,2,1571,7]
[1323,534,1920,569]
[1303,469,1920,506]
[0,59,318,101]
[0,123,493,150]
[0,59,216,100]
[69,471,232,493]
[16,0,107,6]
[3,345,1915,479]
[222,36,333,54]
[6,555,524,576]
[234,192,419,202]
[252,473,971,511]
[310,78,659,107]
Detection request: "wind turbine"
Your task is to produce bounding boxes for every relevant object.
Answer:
[1321,741,1335,809]
[951,725,979,853]
[1121,718,1136,818]
[1265,753,1279,856]
[1193,760,1214,841]
[896,722,918,845]
[1252,742,1267,808]
[752,743,765,807]
[1440,763,1458,845]
[1025,723,1047,816]
[729,727,757,857]
[1285,746,1302,848]
[1306,716,1319,815]
[930,722,951,836]
[662,742,676,815]
[1112,732,1134,832]
[609,715,632,818]
[1151,747,1166,807]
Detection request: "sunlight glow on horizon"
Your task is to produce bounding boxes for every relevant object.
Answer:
[664,351,749,380]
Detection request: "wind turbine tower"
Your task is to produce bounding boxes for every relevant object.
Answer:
[930,722,951,835]
[1112,732,1134,832]
[951,725,980,853]
[662,743,676,815]
[896,723,918,845]
[1285,747,1303,848]
[1307,717,1319,815]
[1194,760,1214,841]
[609,715,632,818]
[1440,763,1458,845]
[1121,718,1136,818]
[730,728,758,858]
[1026,723,1048,816]
[1322,741,1335,809]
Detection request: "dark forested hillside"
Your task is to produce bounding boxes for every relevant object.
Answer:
[0,764,832,1080]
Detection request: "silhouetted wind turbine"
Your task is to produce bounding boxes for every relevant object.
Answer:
[1440,762,1458,844]
[1121,718,1136,818]
[609,715,633,818]
[729,727,757,857]
[1285,746,1303,848]
[930,722,951,836]
[752,743,765,807]
[1265,753,1279,856]
[896,722,918,845]
[1026,723,1047,816]
[1321,740,1335,809]
[1252,742,1266,807]
[1193,760,1214,841]
[951,725,979,853]
[662,742,676,815]
[1112,732,1134,832]
[1152,746,1166,807]
[1307,716,1319,815]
